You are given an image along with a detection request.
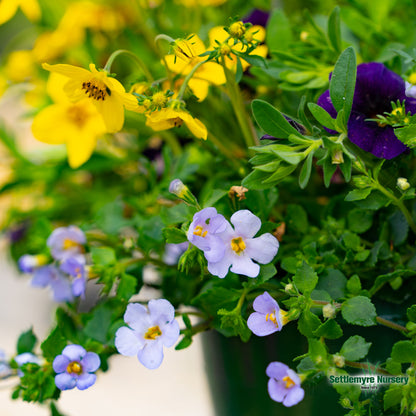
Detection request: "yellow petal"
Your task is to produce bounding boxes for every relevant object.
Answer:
[47,72,71,104]
[208,26,228,46]
[0,0,18,25]
[164,54,189,75]
[66,134,97,168]
[180,111,207,140]
[196,61,226,85]
[42,63,91,80]
[20,0,41,22]
[188,78,209,101]
[93,95,125,133]
[249,25,266,42]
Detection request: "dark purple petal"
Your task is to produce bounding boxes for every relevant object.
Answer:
[348,111,407,159]
[243,9,270,27]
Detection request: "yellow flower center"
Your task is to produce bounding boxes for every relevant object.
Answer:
[66,105,89,128]
[82,79,110,101]
[220,44,232,56]
[409,72,416,85]
[66,361,82,375]
[171,117,183,127]
[265,312,279,327]
[193,225,208,237]
[144,325,162,340]
[230,237,246,254]
[152,92,168,107]
[63,239,79,250]
[282,375,296,389]
[391,107,403,116]
[229,21,246,38]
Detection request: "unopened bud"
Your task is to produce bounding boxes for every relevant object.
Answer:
[340,397,353,409]
[229,21,246,38]
[18,254,48,273]
[322,304,336,319]
[331,149,344,164]
[397,177,410,191]
[169,179,199,207]
[333,354,345,368]
[285,283,294,293]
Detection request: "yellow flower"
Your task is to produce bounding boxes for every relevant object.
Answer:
[146,107,207,140]
[208,25,268,72]
[0,0,40,25]
[5,50,36,82]
[42,63,137,133]
[164,35,225,101]
[32,98,107,169]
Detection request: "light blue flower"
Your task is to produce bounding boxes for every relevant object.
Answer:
[31,265,73,302]
[187,207,229,263]
[247,292,288,336]
[163,242,189,265]
[53,345,100,391]
[0,350,11,378]
[18,254,48,273]
[47,226,86,261]
[59,256,87,297]
[207,210,279,278]
[115,299,180,369]
[266,362,304,407]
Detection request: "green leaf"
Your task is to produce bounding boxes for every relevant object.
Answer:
[345,187,372,201]
[308,338,327,362]
[293,262,318,295]
[84,305,113,343]
[307,102,337,131]
[217,309,251,342]
[286,204,308,234]
[384,385,403,411]
[266,9,292,51]
[91,247,116,266]
[354,191,390,210]
[175,336,193,350]
[299,151,314,189]
[391,340,416,363]
[298,309,321,337]
[347,209,373,234]
[340,335,371,361]
[394,123,416,147]
[242,169,270,190]
[244,264,277,289]
[116,274,137,301]
[192,287,241,315]
[162,227,188,244]
[41,327,67,361]
[329,47,357,123]
[341,296,377,326]
[313,319,343,339]
[327,6,342,53]
[389,210,409,245]
[346,275,361,295]
[385,358,402,375]
[252,99,304,139]
[407,305,416,322]
[315,268,347,300]
[17,328,37,354]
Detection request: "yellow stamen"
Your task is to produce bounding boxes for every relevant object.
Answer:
[63,239,79,250]
[265,312,279,327]
[144,325,162,340]
[230,237,246,254]
[152,92,167,107]
[82,79,110,101]
[283,375,295,389]
[66,361,82,375]
[409,72,416,85]
[193,226,208,237]
[391,107,403,116]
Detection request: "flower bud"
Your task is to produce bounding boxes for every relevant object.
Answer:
[331,149,344,164]
[169,179,199,207]
[229,21,246,38]
[322,304,336,319]
[333,354,345,368]
[18,254,48,273]
[397,177,410,191]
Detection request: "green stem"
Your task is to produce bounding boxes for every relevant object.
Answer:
[344,360,392,375]
[221,59,259,149]
[177,59,208,100]
[376,316,408,332]
[104,49,153,82]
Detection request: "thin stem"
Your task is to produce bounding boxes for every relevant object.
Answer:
[104,50,153,82]
[376,316,408,332]
[177,59,208,100]
[344,360,392,375]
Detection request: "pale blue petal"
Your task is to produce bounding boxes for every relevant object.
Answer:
[283,386,304,407]
[160,320,180,347]
[207,254,231,278]
[62,345,86,361]
[230,210,261,238]
[247,312,279,336]
[245,234,279,264]
[55,373,77,390]
[31,266,52,287]
[253,292,279,314]
[148,299,175,322]
[53,355,70,373]
[266,362,289,379]
[76,373,96,390]
[268,378,286,403]
[115,327,143,356]
[203,236,226,263]
[138,341,164,369]
[230,255,259,277]
[81,352,100,373]
[124,303,149,332]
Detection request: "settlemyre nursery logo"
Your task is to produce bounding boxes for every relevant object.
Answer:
[328,363,409,391]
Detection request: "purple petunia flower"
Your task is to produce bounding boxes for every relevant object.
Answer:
[187,207,229,264]
[31,265,73,302]
[115,299,180,370]
[53,345,100,391]
[247,292,288,336]
[47,226,86,261]
[318,62,416,159]
[207,210,279,278]
[243,9,270,27]
[266,362,305,407]
[60,256,87,297]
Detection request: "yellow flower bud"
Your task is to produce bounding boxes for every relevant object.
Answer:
[229,21,246,38]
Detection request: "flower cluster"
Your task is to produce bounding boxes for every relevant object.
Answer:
[187,208,279,278]
[18,226,88,302]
